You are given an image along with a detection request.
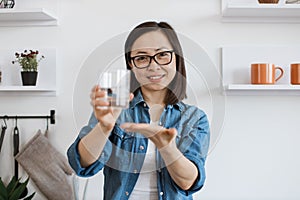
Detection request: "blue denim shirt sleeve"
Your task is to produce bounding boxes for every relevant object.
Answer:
[184,112,209,195]
[171,107,210,196]
[67,113,113,177]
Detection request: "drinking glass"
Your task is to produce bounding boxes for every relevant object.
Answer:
[98,69,130,108]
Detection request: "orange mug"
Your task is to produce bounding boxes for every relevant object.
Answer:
[251,63,284,84]
[291,63,300,85]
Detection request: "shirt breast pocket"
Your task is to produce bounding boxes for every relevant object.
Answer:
[174,123,196,153]
[108,126,141,171]
[110,125,135,151]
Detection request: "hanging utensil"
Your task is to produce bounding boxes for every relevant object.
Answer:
[0,116,8,154]
[13,117,28,199]
[0,126,6,154]
[13,122,19,179]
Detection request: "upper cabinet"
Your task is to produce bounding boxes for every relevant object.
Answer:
[222,0,300,23]
[0,8,57,26]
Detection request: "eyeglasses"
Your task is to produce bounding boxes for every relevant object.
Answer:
[130,50,174,69]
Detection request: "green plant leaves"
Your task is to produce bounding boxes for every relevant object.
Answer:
[0,178,8,200]
[8,178,28,200]
[6,176,18,196]
[0,176,35,200]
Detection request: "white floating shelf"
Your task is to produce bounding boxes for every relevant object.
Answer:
[0,48,56,96]
[0,86,56,96]
[222,1,300,23]
[0,8,57,26]
[0,85,56,91]
[222,45,300,95]
[225,84,300,95]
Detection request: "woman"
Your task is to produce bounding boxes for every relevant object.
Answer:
[67,21,210,200]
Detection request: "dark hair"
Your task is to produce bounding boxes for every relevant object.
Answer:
[125,21,187,105]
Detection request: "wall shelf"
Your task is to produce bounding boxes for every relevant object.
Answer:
[225,84,300,95]
[0,86,56,96]
[0,48,56,96]
[222,46,300,95]
[222,0,300,23]
[0,8,57,26]
[0,86,56,91]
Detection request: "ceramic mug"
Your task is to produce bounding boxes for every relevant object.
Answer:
[291,63,300,85]
[251,63,284,84]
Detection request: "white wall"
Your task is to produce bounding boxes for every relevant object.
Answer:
[0,0,300,199]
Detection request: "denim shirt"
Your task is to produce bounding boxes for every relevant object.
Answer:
[67,91,210,200]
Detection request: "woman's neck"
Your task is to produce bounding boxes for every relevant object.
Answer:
[141,87,166,107]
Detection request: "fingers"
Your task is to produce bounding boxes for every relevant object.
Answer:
[121,123,177,150]
[166,128,177,137]
[112,107,122,118]
[120,123,151,133]
[89,85,124,133]
[91,86,133,108]
[90,85,109,108]
[120,123,165,138]
[120,123,146,132]
[129,93,134,101]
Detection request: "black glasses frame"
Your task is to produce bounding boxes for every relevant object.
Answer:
[130,50,174,69]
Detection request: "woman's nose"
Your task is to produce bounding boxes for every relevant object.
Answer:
[147,58,161,71]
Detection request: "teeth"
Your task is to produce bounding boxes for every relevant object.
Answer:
[148,75,163,80]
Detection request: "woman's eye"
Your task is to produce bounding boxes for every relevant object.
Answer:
[158,52,169,58]
[136,56,148,62]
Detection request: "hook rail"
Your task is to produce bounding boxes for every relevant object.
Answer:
[0,110,55,124]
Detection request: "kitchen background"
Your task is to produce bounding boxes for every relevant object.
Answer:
[0,0,300,199]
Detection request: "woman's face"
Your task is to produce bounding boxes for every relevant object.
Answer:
[130,30,176,92]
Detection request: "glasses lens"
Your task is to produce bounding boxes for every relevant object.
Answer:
[133,55,150,68]
[154,51,172,65]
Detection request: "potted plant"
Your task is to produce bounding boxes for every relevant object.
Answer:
[12,50,45,86]
[0,176,35,200]
[0,0,15,8]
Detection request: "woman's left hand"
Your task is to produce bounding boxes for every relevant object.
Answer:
[121,123,198,190]
[120,123,177,149]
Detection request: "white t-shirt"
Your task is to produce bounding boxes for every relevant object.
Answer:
[129,122,158,200]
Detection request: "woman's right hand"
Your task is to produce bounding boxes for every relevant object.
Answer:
[90,85,122,134]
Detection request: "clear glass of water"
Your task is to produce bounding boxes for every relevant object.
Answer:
[98,69,130,108]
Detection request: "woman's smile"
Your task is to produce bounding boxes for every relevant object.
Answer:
[147,74,166,82]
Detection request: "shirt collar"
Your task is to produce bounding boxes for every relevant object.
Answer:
[129,90,145,109]
[129,89,184,111]
[166,102,184,111]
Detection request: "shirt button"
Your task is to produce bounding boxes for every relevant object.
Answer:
[143,103,147,107]
[139,145,144,150]
[133,169,138,174]
[158,121,162,126]
[160,192,164,196]
[125,191,129,196]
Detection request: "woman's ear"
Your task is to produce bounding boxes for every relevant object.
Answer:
[128,60,134,69]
